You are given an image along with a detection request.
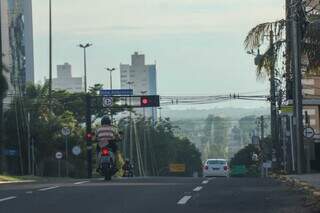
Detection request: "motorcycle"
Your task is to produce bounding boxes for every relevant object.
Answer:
[99,146,116,181]
[122,165,134,177]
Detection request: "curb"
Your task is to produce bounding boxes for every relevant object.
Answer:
[0,180,36,185]
[271,173,320,211]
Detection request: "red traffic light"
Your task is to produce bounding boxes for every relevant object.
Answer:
[85,132,93,140]
[142,98,149,105]
[140,96,160,107]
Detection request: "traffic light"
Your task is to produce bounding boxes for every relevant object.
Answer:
[140,95,160,107]
[85,132,93,141]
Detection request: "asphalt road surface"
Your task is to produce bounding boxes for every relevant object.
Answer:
[0,177,314,213]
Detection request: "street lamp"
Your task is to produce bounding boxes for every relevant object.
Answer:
[78,43,92,93]
[105,67,116,90]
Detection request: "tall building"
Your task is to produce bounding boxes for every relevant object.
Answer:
[120,52,158,119]
[1,0,13,109]
[5,0,35,90]
[52,63,83,93]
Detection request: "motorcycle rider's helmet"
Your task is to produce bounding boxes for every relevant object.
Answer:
[125,159,130,163]
[101,116,111,126]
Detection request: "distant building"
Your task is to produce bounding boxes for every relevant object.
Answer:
[1,0,13,109]
[6,0,35,88]
[52,63,83,93]
[120,52,158,119]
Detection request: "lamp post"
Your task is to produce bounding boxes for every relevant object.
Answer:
[105,68,116,90]
[78,43,92,93]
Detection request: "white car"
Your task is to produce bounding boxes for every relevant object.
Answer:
[203,159,229,177]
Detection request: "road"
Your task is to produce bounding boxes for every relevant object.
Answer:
[0,177,313,213]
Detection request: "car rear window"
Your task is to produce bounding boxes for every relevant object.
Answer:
[207,160,226,165]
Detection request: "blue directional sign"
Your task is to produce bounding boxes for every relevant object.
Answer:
[100,89,133,96]
[1,149,18,157]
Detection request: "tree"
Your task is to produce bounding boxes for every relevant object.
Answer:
[117,116,202,177]
[244,4,320,79]
[0,55,9,173]
[3,84,88,176]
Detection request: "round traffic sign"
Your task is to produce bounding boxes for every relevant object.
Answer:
[102,97,113,107]
[72,146,81,156]
[55,152,63,159]
[304,127,315,138]
[61,127,71,136]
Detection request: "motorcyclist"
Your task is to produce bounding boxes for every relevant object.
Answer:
[122,159,133,177]
[96,116,120,172]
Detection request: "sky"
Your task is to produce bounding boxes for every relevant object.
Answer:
[31,0,284,108]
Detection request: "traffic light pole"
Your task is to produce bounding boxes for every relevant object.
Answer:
[85,94,92,178]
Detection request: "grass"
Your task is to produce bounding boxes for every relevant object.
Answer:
[0,175,26,182]
[0,175,51,182]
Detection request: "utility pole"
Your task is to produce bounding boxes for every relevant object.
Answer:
[105,67,115,122]
[127,81,134,163]
[158,107,162,120]
[27,113,31,174]
[141,90,147,175]
[269,30,279,166]
[48,0,52,112]
[291,0,305,174]
[260,115,264,140]
[285,0,293,100]
[85,95,92,178]
[105,68,115,90]
[0,0,5,174]
[78,43,92,93]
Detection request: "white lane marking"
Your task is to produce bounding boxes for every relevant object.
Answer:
[193,186,203,192]
[177,196,192,205]
[25,191,33,194]
[202,180,209,184]
[74,181,89,185]
[38,186,60,191]
[0,196,17,202]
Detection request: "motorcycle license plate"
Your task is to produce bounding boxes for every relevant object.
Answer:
[101,156,111,163]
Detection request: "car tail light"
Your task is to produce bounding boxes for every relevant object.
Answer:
[102,147,109,156]
[224,165,228,171]
[204,165,208,170]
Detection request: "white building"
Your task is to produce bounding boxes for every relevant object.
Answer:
[120,52,158,119]
[52,63,83,93]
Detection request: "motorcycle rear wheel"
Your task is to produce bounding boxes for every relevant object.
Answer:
[102,163,111,181]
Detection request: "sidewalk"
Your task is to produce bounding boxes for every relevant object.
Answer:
[288,173,320,189]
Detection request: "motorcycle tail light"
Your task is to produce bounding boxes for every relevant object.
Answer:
[102,147,109,156]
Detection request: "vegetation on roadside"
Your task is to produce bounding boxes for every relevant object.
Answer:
[1,83,202,177]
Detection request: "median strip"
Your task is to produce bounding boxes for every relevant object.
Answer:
[38,186,60,191]
[177,196,192,205]
[193,186,203,192]
[0,196,17,202]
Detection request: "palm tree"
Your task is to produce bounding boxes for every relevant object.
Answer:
[244,6,320,78]
[244,20,286,78]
